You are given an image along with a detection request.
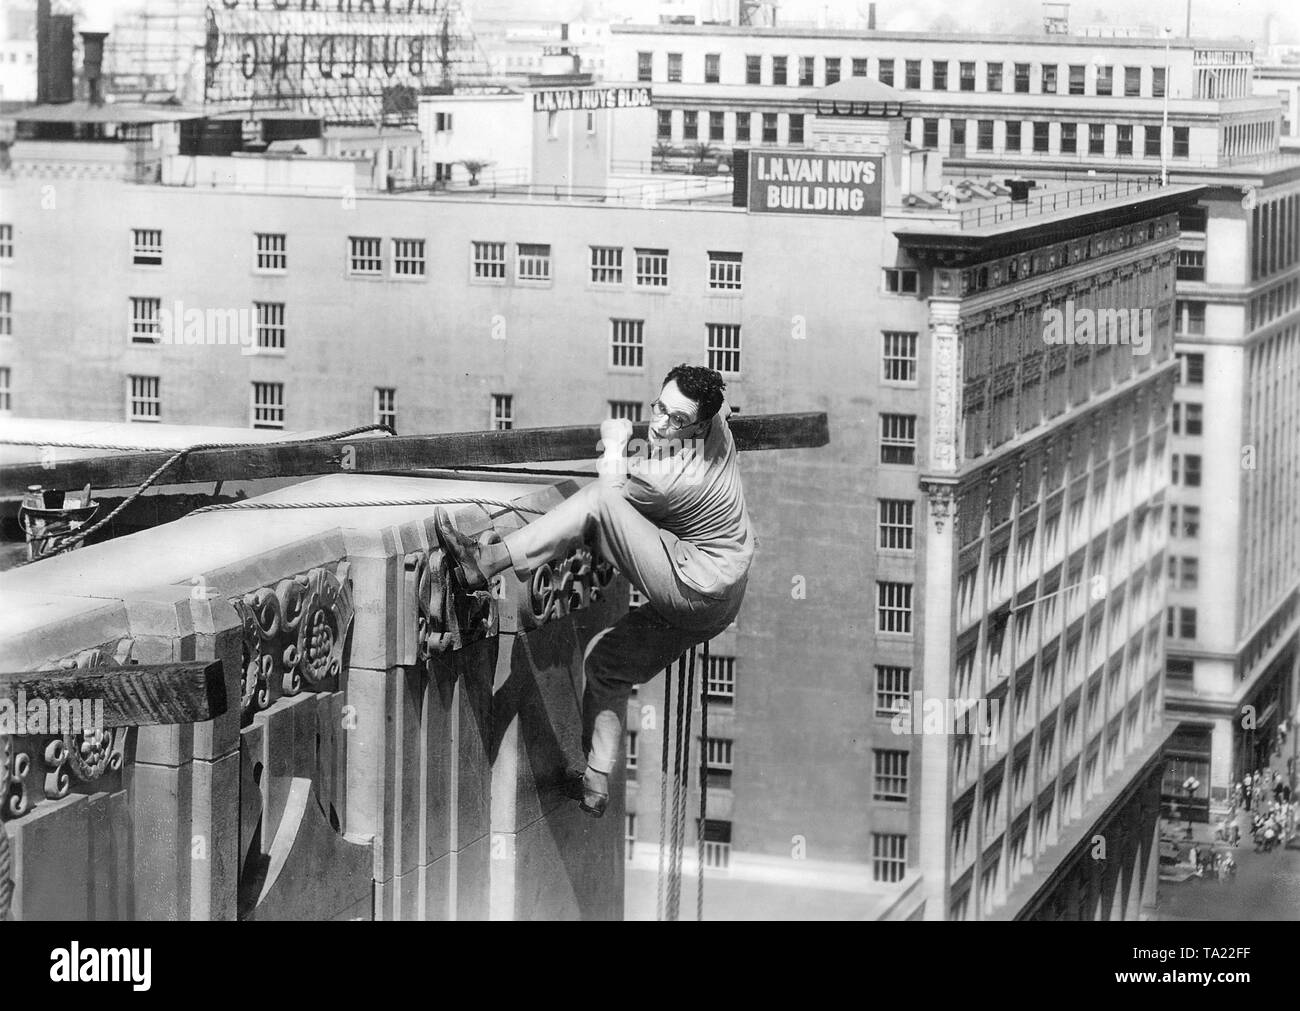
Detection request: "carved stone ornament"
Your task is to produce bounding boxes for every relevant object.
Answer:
[406,546,498,663]
[2,639,133,824]
[234,565,355,722]
[920,479,960,535]
[529,544,616,623]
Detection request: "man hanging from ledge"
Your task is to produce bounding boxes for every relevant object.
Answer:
[434,364,754,818]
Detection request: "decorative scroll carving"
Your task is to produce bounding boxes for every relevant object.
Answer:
[929,300,963,474]
[234,565,354,723]
[529,544,616,624]
[921,478,960,535]
[2,639,133,824]
[406,547,498,663]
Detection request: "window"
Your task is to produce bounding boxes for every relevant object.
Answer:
[700,819,731,869]
[1177,352,1205,385]
[905,59,921,89]
[852,57,868,77]
[626,731,638,776]
[1173,126,1189,158]
[637,51,652,82]
[882,330,918,382]
[876,581,913,633]
[375,387,396,433]
[1152,67,1165,98]
[735,111,751,142]
[251,382,285,429]
[707,323,741,374]
[254,302,285,350]
[0,223,11,260]
[878,499,915,551]
[708,251,742,290]
[546,111,559,140]
[880,414,916,465]
[977,119,994,151]
[392,238,425,277]
[705,737,733,787]
[127,375,160,422]
[922,118,939,149]
[705,52,720,83]
[1014,62,1030,92]
[609,401,642,423]
[1041,64,1057,93]
[1124,67,1141,97]
[874,665,911,716]
[433,161,453,183]
[348,236,382,275]
[1171,555,1199,589]
[656,109,671,140]
[610,319,644,369]
[1096,65,1113,95]
[1177,250,1205,281]
[746,54,761,84]
[960,61,975,91]
[762,113,778,143]
[878,59,894,86]
[682,110,698,141]
[1166,606,1198,640]
[1172,453,1202,487]
[1167,657,1194,683]
[516,243,551,283]
[1006,120,1022,151]
[635,248,669,287]
[625,814,636,861]
[132,228,162,266]
[932,60,948,90]
[799,55,815,86]
[255,232,286,272]
[872,833,907,882]
[1069,64,1085,95]
[491,393,513,431]
[772,55,787,86]
[472,241,506,280]
[709,110,724,141]
[707,655,736,701]
[1170,504,1200,538]
[1144,126,1162,158]
[1176,301,1206,335]
[1089,123,1105,155]
[882,268,919,294]
[825,57,841,84]
[434,111,453,132]
[1060,122,1077,154]
[1033,121,1050,153]
[987,62,1004,91]
[788,113,804,145]
[0,291,10,336]
[129,297,161,344]
[1173,402,1203,436]
[0,366,9,411]
[1117,124,1133,156]
[591,246,623,284]
[873,750,909,801]
[667,52,681,83]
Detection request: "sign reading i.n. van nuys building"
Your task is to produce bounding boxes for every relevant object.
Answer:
[747,151,883,217]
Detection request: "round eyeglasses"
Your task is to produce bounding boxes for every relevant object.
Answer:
[650,399,697,431]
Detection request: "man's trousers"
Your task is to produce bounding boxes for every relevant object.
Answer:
[502,480,746,774]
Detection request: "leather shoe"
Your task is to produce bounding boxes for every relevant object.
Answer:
[564,767,609,818]
[433,507,489,591]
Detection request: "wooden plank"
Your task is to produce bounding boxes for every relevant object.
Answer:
[0,660,227,728]
[0,412,829,496]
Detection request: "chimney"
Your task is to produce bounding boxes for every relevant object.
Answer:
[868,3,877,30]
[36,0,76,104]
[80,30,109,106]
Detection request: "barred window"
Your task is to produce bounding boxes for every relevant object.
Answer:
[873,750,909,801]
[700,819,731,869]
[130,297,162,344]
[0,291,10,336]
[872,833,907,882]
[255,302,285,350]
[516,243,551,282]
[706,654,736,701]
[255,232,286,271]
[609,400,642,422]
[879,413,917,465]
[626,731,638,774]
[610,319,644,369]
[635,247,669,287]
[127,375,160,423]
[705,737,733,771]
[392,238,426,277]
[472,241,506,280]
[707,323,741,374]
[251,382,285,429]
[882,330,918,382]
[591,246,623,284]
[878,499,915,551]
[708,251,743,290]
[0,223,12,260]
[375,387,396,433]
[0,365,10,411]
[874,665,911,716]
[132,228,162,266]
[491,393,513,431]
[876,581,913,634]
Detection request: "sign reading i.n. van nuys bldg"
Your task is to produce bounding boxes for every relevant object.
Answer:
[747,151,883,217]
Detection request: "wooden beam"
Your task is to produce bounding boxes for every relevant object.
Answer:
[0,659,227,728]
[0,412,829,496]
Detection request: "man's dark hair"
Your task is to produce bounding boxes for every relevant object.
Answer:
[663,364,726,423]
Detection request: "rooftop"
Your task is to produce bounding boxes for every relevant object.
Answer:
[8,101,206,124]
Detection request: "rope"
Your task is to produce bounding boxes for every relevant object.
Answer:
[191,496,544,517]
[666,651,689,920]
[698,638,709,922]
[26,424,393,557]
[656,659,672,922]
[672,648,697,918]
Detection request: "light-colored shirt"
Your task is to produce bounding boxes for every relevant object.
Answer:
[618,400,754,597]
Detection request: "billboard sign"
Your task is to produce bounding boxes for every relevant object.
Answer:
[747,151,883,217]
[531,86,653,113]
